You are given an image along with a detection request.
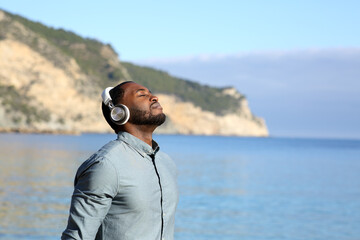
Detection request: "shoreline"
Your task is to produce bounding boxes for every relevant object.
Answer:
[0,127,270,137]
[0,127,81,135]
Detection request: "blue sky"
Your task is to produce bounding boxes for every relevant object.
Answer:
[2,1,359,60]
[1,1,360,138]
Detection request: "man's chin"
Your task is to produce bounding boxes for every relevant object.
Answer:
[152,113,166,126]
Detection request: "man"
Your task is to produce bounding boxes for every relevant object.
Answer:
[62,81,179,240]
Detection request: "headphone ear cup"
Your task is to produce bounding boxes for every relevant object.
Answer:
[110,104,130,125]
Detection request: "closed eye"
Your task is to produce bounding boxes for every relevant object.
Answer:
[136,89,150,97]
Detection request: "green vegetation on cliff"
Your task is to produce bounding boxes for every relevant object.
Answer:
[0,84,50,124]
[123,62,243,114]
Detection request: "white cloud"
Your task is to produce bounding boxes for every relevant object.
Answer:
[137,48,360,65]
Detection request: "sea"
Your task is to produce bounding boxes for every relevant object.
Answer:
[0,133,359,240]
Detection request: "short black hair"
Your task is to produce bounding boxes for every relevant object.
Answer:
[102,81,134,133]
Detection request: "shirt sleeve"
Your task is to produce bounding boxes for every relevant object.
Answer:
[62,156,118,240]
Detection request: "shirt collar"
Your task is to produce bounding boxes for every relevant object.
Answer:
[117,131,159,157]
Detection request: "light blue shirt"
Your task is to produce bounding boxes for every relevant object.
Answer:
[62,132,179,240]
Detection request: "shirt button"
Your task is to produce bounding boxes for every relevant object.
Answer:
[163,213,166,217]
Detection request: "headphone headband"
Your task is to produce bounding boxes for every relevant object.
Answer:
[101,87,114,106]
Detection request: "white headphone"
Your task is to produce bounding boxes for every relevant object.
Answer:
[101,87,130,125]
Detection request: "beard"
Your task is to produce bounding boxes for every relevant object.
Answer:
[129,107,166,126]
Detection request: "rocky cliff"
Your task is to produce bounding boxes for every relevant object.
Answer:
[0,10,268,136]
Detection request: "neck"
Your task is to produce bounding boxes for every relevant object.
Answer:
[124,124,157,146]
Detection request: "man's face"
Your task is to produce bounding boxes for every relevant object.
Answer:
[121,82,166,126]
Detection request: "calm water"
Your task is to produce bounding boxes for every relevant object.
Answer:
[0,133,359,240]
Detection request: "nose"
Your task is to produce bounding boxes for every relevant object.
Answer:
[150,95,158,102]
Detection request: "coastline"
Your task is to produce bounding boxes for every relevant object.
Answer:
[0,127,270,137]
[0,127,81,135]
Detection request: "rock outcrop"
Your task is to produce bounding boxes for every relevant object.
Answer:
[0,10,268,136]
